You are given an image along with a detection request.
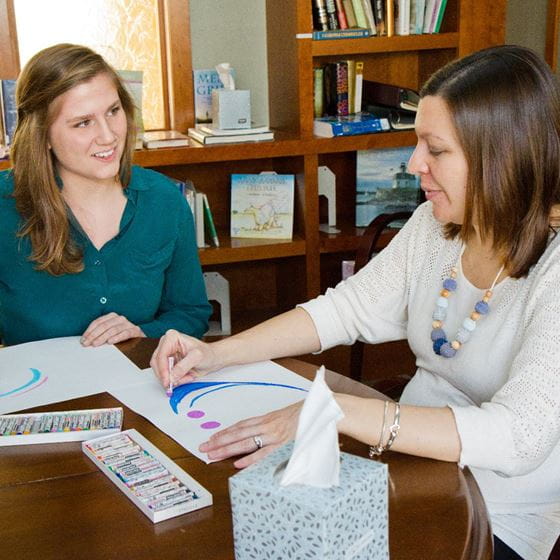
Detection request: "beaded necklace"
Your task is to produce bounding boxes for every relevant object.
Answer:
[431,246,505,358]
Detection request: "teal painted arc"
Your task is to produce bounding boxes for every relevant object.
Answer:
[0,368,42,397]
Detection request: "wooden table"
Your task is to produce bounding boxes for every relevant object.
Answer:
[0,338,492,559]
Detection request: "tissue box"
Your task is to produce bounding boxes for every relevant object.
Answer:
[229,443,388,559]
[211,89,251,129]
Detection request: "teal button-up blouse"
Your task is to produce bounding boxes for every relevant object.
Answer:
[0,165,211,345]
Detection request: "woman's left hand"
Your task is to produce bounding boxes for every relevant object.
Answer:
[81,312,146,346]
[199,401,304,469]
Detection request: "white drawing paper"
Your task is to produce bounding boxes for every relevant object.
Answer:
[109,361,312,463]
[0,337,146,414]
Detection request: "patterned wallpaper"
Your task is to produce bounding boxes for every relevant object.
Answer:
[15,0,164,130]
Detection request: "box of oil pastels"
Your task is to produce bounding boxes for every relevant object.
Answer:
[82,428,213,523]
[0,407,123,445]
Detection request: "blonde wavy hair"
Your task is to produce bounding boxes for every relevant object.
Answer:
[11,43,136,275]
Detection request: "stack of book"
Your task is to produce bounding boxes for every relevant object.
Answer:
[172,178,219,248]
[311,0,448,39]
[187,124,274,146]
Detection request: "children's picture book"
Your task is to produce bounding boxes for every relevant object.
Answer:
[355,146,422,227]
[231,173,295,239]
[193,69,227,124]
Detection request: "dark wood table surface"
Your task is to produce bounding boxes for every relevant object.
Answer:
[0,338,492,559]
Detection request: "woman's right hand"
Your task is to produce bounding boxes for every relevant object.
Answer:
[150,329,220,388]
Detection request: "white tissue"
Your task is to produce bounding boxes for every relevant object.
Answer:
[280,366,345,488]
[215,62,235,90]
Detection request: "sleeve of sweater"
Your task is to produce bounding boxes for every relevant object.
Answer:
[450,242,560,477]
[299,203,432,351]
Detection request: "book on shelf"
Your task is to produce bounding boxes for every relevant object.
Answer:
[334,0,349,28]
[324,61,349,116]
[350,0,368,29]
[433,0,448,32]
[118,70,144,150]
[395,0,411,35]
[198,123,270,136]
[202,193,220,248]
[364,103,416,130]
[1,79,17,146]
[312,27,369,40]
[142,130,189,149]
[360,0,377,35]
[422,0,438,32]
[410,0,427,34]
[325,0,340,29]
[187,126,274,145]
[385,0,395,36]
[372,0,386,36]
[313,0,329,31]
[362,80,420,112]
[346,60,356,114]
[193,68,230,124]
[313,67,324,118]
[342,0,358,27]
[314,111,390,137]
[230,172,295,240]
[355,146,422,227]
[170,178,219,248]
[355,61,364,113]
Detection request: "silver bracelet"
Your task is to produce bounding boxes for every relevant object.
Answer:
[368,400,389,458]
[384,402,401,451]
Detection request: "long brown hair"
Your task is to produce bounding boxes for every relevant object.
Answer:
[11,43,136,275]
[421,45,560,278]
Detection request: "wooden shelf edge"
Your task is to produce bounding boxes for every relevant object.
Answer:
[311,32,459,56]
[199,237,306,266]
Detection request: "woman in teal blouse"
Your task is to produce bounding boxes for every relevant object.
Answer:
[0,44,211,346]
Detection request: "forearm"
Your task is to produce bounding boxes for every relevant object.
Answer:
[335,394,461,462]
[211,307,321,369]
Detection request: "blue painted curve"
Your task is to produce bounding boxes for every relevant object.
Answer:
[169,380,307,414]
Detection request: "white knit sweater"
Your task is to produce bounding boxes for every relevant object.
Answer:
[300,201,560,560]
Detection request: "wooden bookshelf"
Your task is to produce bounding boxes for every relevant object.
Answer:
[0,0,508,336]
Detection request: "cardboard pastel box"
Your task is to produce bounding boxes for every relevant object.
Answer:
[229,442,388,559]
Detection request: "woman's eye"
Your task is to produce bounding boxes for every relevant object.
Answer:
[74,120,90,128]
[109,105,121,116]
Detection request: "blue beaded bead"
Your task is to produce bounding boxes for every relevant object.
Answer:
[443,278,457,291]
[432,307,446,320]
[456,328,471,344]
[436,296,449,308]
[474,300,489,315]
[431,328,446,341]
[433,337,447,355]
[440,342,457,358]
[463,318,477,331]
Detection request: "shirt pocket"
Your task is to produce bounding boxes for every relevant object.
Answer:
[126,240,175,274]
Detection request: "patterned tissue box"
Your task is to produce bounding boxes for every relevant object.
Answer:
[229,442,388,559]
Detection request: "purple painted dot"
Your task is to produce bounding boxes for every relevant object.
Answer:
[187,410,205,419]
[200,421,221,429]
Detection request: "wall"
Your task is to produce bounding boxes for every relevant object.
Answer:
[506,0,548,57]
[189,0,269,126]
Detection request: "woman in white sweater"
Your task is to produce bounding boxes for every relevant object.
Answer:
[151,45,560,560]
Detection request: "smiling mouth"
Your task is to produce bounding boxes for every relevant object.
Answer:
[92,148,116,159]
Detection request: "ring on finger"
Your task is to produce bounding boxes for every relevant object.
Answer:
[253,435,263,450]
